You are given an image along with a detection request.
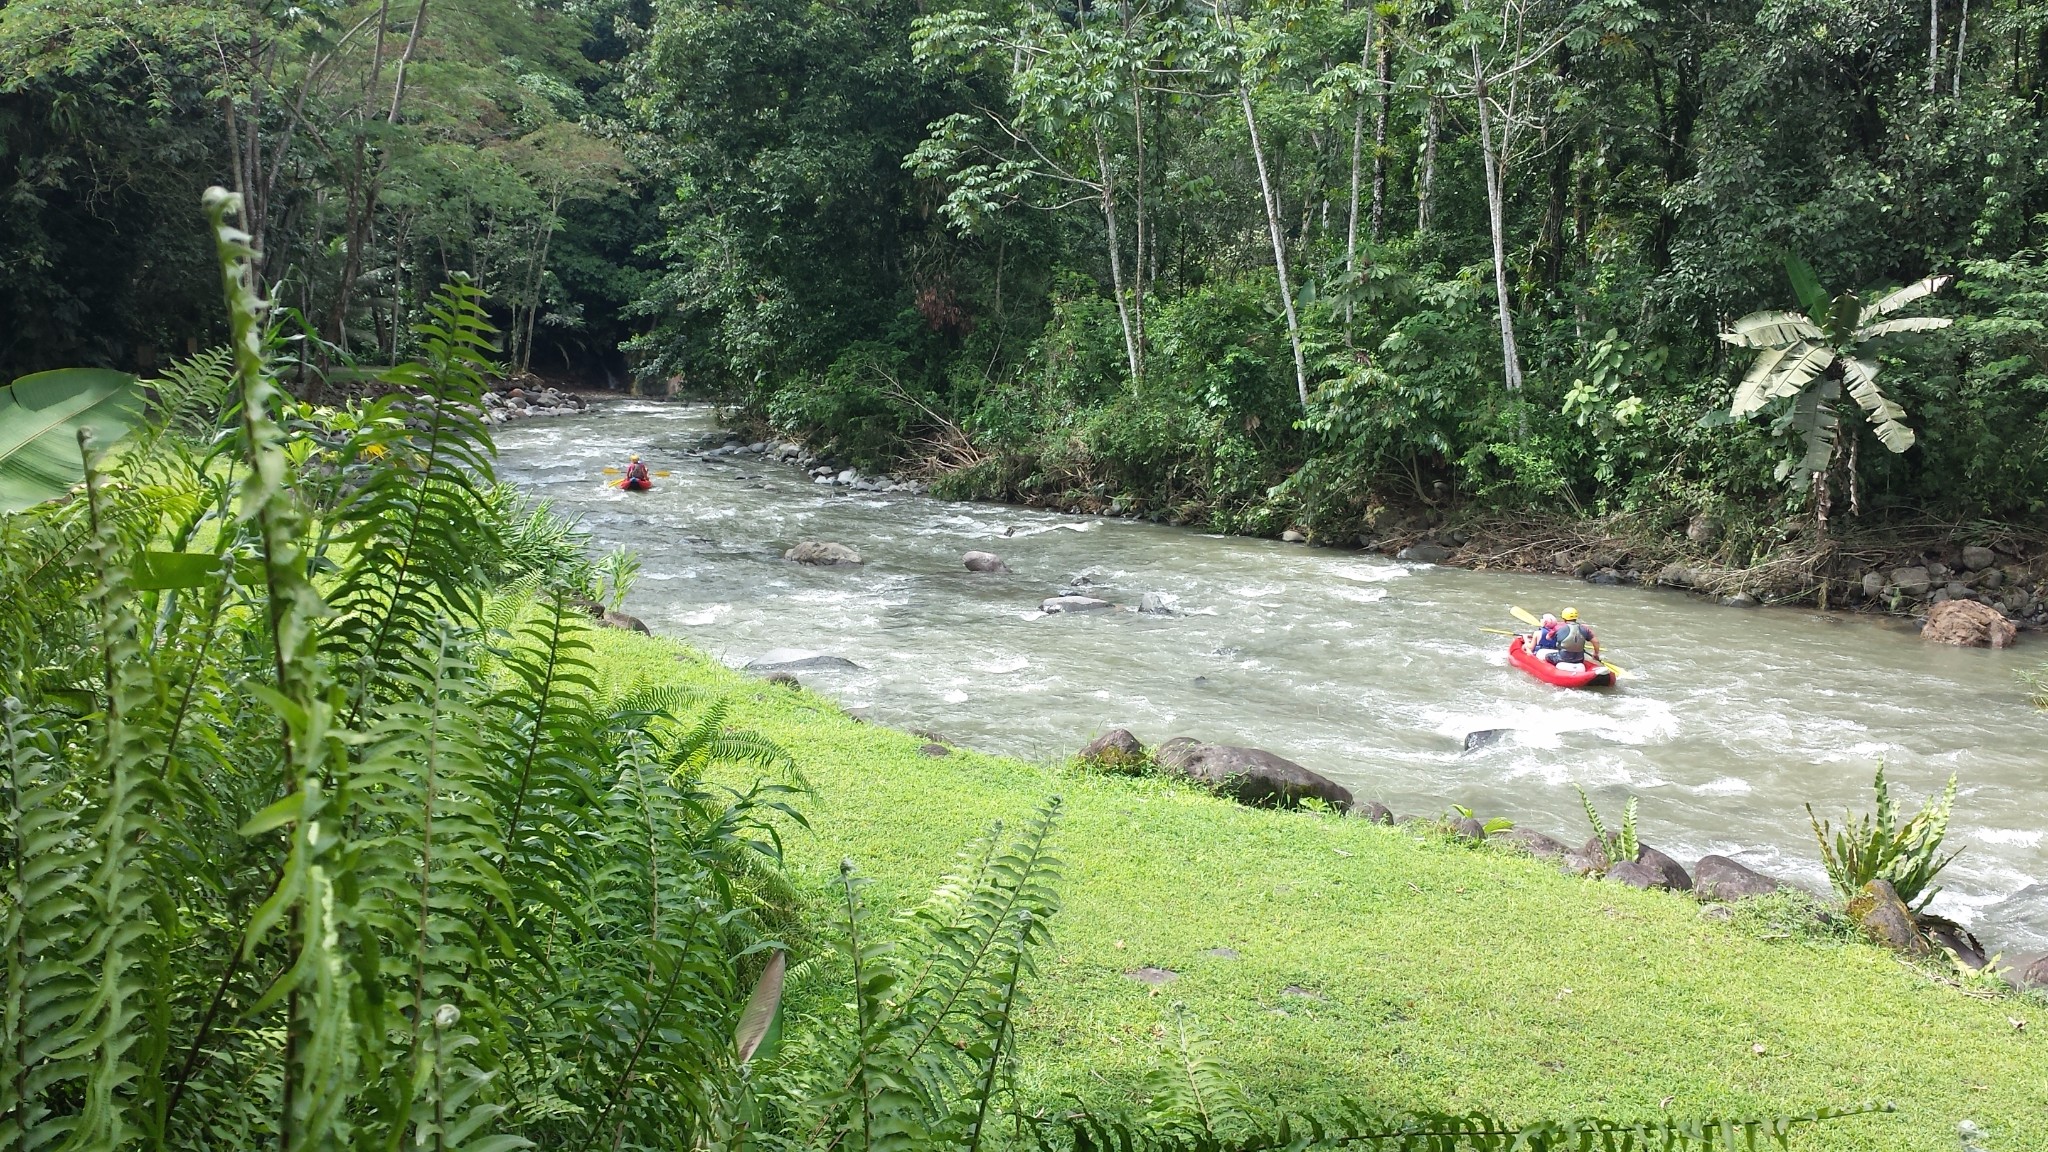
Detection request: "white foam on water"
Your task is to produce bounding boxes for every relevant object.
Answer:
[675,606,727,627]
[1228,583,1285,598]
[974,656,1030,674]
[939,690,969,704]
[1330,586,1389,604]
[1972,827,2043,847]
[1329,562,1410,583]
[1690,776,1753,796]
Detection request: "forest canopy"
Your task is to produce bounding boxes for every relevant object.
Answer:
[7,0,2048,531]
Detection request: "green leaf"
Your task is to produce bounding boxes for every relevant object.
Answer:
[734,950,786,1064]
[1857,316,1951,340]
[1784,254,1829,319]
[1858,274,1954,325]
[1721,310,1820,350]
[1842,359,1916,452]
[0,368,146,513]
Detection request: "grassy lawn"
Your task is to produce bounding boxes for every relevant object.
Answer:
[588,627,2045,1152]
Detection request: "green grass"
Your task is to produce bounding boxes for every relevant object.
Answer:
[588,627,2046,1152]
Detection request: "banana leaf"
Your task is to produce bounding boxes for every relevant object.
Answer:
[1857,315,1951,340]
[1843,358,1916,452]
[0,368,146,513]
[1720,310,1820,350]
[1857,274,1955,326]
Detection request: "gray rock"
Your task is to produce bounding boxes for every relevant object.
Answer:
[1451,817,1488,841]
[1080,728,1146,769]
[1125,967,1178,986]
[1354,802,1395,825]
[1397,541,1452,564]
[2011,953,2048,991]
[1137,591,1179,616]
[1633,845,1692,891]
[812,474,836,485]
[1692,855,1781,901]
[761,671,801,688]
[1281,528,1307,543]
[1153,738,1354,811]
[785,541,863,566]
[1861,571,1886,600]
[745,648,864,672]
[836,468,858,485]
[747,441,767,453]
[1946,580,1973,600]
[1848,879,1927,955]
[1562,837,1608,877]
[1721,592,1757,607]
[1200,947,1241,960]
[963,550,1011,574]
[598,610,650,635]
[1604,860,1664,889]
[1924,919,1988,970]
[1686,515,1724,545]
[1493,828,1570,858]
[1890,566,1932,596]
[918,743,950,758]
[1462,728,1511,752]
[1963,545,1997,571]
[1041,595,1114,613]
[1928,562,1952,581]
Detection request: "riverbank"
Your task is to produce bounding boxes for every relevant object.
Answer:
[682,405,2047,637]
[581,621,2044,1152]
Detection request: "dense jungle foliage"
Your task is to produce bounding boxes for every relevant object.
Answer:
[7,0,2048,534]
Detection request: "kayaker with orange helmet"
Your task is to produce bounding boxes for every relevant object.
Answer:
[1544,607,1599,666]
[620,454,652,491]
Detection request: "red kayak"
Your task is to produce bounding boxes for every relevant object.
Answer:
[615,477,652,491]
[1508,635,1614,688]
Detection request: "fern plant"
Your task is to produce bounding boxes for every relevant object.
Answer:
[1808,763,1960,910]
[1574,784,1638,868]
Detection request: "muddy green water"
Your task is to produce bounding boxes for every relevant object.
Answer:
[497,401,2047,953]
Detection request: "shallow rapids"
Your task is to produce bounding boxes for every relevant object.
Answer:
[497,401,2047,953]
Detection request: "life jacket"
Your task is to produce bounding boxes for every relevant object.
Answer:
[1556,621,1590,656]
[625,462,649,483]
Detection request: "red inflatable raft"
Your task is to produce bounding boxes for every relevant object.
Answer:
[615,477,653,492]
[1507,635,1614,688]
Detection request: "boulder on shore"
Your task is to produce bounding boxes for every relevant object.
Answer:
[1397,541,1452,564]
[1921,599,2018,648]
[963,550,1011,574]
[785,540,863,566]
[1354,802,1395,826]
[1847,879,1928,955]
[1634,845,1693,891]
[1079,728,1146,770]
[1693,855,1781,901]
[1604,860,1664,889]
[2012,953,2048,991]
[1962,545,1997,572]
[1492,828,1570,858]
[1153,738,1353,811]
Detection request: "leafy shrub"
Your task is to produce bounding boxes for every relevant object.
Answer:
[1808,764,1961,910]
[1575,784,1639,867]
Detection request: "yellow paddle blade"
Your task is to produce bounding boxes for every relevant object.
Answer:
[654,470,672,477]
[1480,627,1519,636]
[1510,605,1541,626]
[1601,659,1628,677]
[602,467,621,474]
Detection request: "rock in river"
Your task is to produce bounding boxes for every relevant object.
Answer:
[785,540,863,566]
[1041,595,1113,613]
[1462,728,1511,752]
[963,550,1011,574]
[1397,541,1451,564]
[1154,738,1353,811]
[1692,855,1781,901]
[1921,599,2018,648]
[746,648,864,672]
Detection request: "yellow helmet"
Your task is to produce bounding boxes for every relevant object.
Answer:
[630,454,641,462]
[1561,607,1579,621]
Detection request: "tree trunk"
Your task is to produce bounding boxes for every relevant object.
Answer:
[1930,0,1940,94]
[1371,34,1390,242]
[1130,69,1147,375]
[1417,98,1440,234]
[1238,79,1311,405]
[1954,0,1969,97]
[389,0,430,123]
[1346,94,1363,337]
[1094,130,1143,391]
[1471,43,1524,392]
[519,197,559,375]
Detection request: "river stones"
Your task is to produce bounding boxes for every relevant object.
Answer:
[1153,738,1353,812]
[1353,802,1395,826]
[1634,845,1693,891]
[1396,541,1451,564]
[785,540,863,566]
[1079,728,1146,770]
[963,550,1011,574]
[1693,855,1781,901]
[1491,828,1569,858]
[1281,528,1306,543]
[1848,879,1928,955]
[1041,595,1113,613]
[1921,600,2017,648]
[1137,591,1179,615]
[2012,953,2048,991]
[1963,545,1997,571]
[746,648,863,672]
[1604,860,1663,889]
[1462,728,1511,752]
[597,609,650,634]
[1451,817,1488,841]
[1890,565,1932,596]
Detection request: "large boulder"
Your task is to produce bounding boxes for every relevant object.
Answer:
[1397,541,1452,564]
[1847,879,1928,955]
[785,540,863,566]
[1041,595,1114,613]
[1450,817,1488,842]
[1153,738,1353,811]
[1354,802,1396,826]
[1890,566,1932,596]
[1962,545,1997,572]
[963,550,1011,574]
[746,648,863,672]
[1492,828,1570,858]
[1604,860,1664,889]
[1079,728,1146,770]
[1921,600,2018,648]
[1633,845,1693,892]
[2012,953,2048,991]
[1693,855,1781,901]
[599,610,650,635]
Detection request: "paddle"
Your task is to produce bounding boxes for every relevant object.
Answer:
[1509,605,1628,677]
[602,467,672,477]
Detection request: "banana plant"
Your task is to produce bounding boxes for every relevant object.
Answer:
[1721,255,1952,496]
[0,368,145,512]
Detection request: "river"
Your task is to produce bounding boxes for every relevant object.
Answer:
[497,401,2048,955]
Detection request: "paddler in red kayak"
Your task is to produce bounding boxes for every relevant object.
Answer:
[619,454,652,491]
[1541,607,1600,667]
